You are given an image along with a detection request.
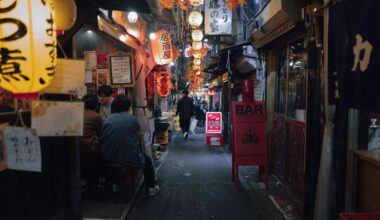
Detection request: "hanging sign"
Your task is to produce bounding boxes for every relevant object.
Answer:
[157,71,171,97]
[4,127,42,172]
[150,30,173,65]
[205,0,232,35]
[0,0,57,96]
[328,0,380,112]
[206,112,222,134]
[232,101,268,189]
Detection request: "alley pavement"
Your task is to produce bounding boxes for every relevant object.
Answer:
[127,128,281,220]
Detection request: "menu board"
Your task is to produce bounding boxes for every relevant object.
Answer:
[31,101,84,136]
[4,126,41,172]
[44,59,86,97]
[110,55,133,86]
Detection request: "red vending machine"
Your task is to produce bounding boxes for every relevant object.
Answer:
[205,112,223,147]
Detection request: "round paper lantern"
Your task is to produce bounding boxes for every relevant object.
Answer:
[192,41,202,50]
[188,11,203,28]
[0,0,57,96]
[54,0,77,31]
[190,0,204,6]
[150,30,173,65]
[193,58,201,66]
[128,11,138,23]
[193,51,202,59]
[192,30,203,41]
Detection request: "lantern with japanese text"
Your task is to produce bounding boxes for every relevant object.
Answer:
[192,30,203,41]
[190,0,204,6]
[150,29,173,65]
[0,0,57,97]
[188,11,203,28]
[157,71,171,97]
[54,0,76,31]
[192,41,202,50]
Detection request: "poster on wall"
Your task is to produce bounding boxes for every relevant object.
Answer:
[84,51,97,69]
[110,55,134,86]
[97,54,109,69]
[205,0,232,35]
[4,126,41,172]
[44,59,86,97]
[31,101,84,136]
[97,69,109,87]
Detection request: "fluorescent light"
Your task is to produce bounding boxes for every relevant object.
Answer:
[203,38,208,42]
[86,30,93,34]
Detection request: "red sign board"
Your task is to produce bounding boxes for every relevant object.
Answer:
[206,112,222,134]
[232,101,268,189]
[157,71,171,97]
[206,133,223,146]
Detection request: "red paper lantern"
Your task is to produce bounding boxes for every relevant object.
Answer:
[157,71,171,97]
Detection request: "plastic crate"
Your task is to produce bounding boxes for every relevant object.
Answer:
[340,213,380,220]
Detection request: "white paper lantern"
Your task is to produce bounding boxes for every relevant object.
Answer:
[188,11,203,28]
[190,0,204,6]
[192,30,204,41]
[192,41,202,50]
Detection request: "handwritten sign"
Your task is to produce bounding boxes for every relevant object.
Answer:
[4,127,41,172]
[31,101,84,136]
[110,56,133,85]
[205,0,232,35]
[44,59,86,96]
[0,123,8,171]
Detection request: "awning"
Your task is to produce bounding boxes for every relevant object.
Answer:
[204,42,261,77]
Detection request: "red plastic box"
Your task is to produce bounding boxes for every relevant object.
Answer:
[340,213,380,220]
[206,133,223,147]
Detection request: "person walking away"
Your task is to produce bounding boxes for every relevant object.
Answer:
[176,90,194,139]
[80,94,103,192]
[97,85,114,120]
[100,95,159,196]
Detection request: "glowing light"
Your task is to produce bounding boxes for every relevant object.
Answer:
[188,11,203,28]
[119,35,128,42]
[127,11,138,23]
[192,29,204,41]
[149,33,156,40]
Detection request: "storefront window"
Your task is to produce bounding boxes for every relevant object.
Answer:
[287,39,306,121]
[276,48,287,114]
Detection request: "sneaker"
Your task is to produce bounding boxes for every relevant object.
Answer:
[184,132,188,139]
[148,185,160,196]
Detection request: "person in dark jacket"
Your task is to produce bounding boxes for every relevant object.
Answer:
[176,90,194,139]
[100,95,159,196]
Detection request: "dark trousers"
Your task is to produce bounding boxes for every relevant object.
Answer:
[180,117,191,133]
[143,155,156,188]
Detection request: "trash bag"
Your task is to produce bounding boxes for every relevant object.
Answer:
[189,117,198,134]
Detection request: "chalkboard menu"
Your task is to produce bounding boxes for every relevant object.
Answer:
[110,55,133,86]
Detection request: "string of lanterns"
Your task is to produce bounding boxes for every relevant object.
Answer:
[159,0,246,10]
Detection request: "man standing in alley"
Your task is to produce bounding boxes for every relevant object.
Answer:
[176,90,194,139]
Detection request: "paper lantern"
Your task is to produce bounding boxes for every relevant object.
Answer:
[54,0,76,31]
[0,0,57,97]
[193,58,201,66]
[188,11,203,28]
[157,71,171,97]
[192,30,203,41]
[193,51,201,59]
[192,41,202,50]
[127,11,138,23]
[190,0,204,6]
[150,30,173,65]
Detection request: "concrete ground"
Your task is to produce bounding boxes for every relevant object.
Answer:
[126,128,285,220]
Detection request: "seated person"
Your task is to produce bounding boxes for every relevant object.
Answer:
[80,94,103,189]
[100,94,159,196]
[97,85,114,120]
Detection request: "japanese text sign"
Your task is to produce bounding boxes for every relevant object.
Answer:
[205,0,232,35]
[0,0,57,95]
[4,127,41,172]
[206,112,222,134]
[110,56,133,86]
[232,101,267,156]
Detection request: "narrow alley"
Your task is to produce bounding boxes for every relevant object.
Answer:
[127,129,282,220]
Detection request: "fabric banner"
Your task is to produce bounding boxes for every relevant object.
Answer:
[205,0,232,35]
[329,0,380,112]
